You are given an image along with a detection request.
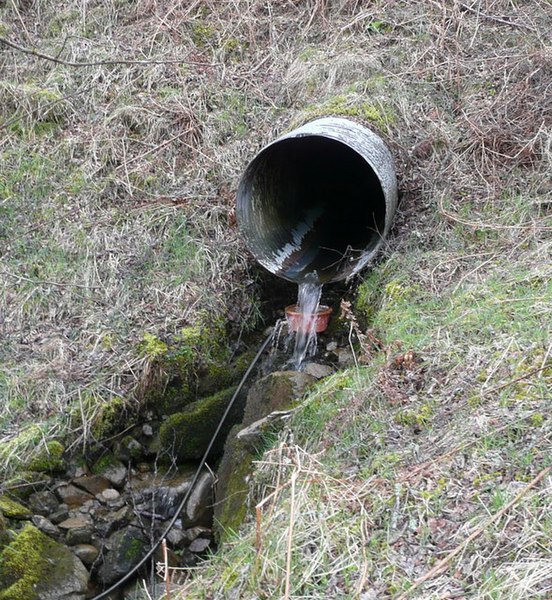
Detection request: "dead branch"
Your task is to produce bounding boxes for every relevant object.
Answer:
[0,35,216,68]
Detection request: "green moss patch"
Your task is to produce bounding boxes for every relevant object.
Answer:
[0,497,31,520]
[26,440,65,473]
[296,93,396,133]
[91,452,119,475]
[0,524,87,599]
[213,425,255,543]
[158,386,241,462]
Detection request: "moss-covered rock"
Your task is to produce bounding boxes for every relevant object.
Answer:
[213,425,256,543]
[97,526,148,585]
[158,386,243,462]
[26,440,66,473]
[148,381,195,415]
[91,452,119,475]
[0,524,89,599]
[0,496,31,520]
[213,371,315,543]
[0,513,11,551]
[113,435,143,464]
[243,371,315,426]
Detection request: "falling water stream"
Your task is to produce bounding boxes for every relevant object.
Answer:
[291,281,323,368]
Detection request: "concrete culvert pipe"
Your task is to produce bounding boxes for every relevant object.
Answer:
[237,117,398,284]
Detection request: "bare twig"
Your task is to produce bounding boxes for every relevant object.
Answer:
[0,35,215,68]
[459,3,537,33]
[0,270,99,290]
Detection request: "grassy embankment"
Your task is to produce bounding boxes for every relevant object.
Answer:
[1,0,550,598]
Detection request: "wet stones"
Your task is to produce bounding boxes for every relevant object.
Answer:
[55,484,94,509]
[97,526,149,585]
[28,490,59,516]
[72,475,111,497]
[0,455,217,598]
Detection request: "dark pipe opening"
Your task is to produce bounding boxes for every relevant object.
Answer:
[237,135,387,283]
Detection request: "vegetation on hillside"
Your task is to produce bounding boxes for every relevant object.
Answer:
[0,0,550,598]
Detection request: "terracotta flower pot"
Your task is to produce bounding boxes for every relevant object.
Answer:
[285,305,332,333]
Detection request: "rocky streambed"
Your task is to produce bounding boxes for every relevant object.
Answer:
[0,323,353,600]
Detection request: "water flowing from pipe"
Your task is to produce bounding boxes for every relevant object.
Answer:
[291,282,323,368]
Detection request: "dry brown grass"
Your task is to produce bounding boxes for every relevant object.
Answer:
[0,0,550,597]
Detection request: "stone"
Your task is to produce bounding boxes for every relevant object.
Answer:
[182,526,211,543]
[237,410,295,451]
[94,505,132,538]
[58,515,91,529]
[31,515,59,537]
[66,526,93,546]
[92,455,128,489]
[113,436,143,464]
[142,424,153,437]
[213,425,254,543]
[58,516,94,546]
[55,484,94,508]
[28,491,59,516]
[78,498,99,514]
[72,543,99,567]
[0,523,89,599]
[189,537,211,553]
[303,362,334,379]
[242,371,315,426]
[335,347,355,366]
[165,527,186,548]
[326,341,338,352]
[183,471,214,527]
[100,488,121,502]
[97,526,148,585]
[72,474,111,497]
[49,505,70,524]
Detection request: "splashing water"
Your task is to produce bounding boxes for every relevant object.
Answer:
[291,282,323,369]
